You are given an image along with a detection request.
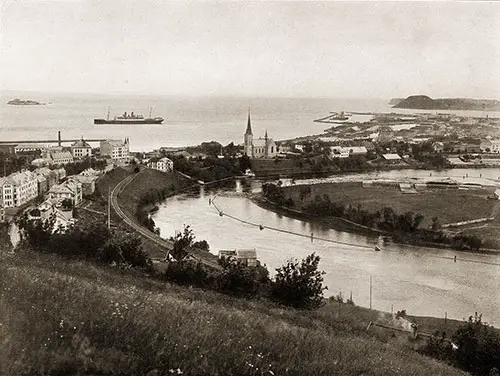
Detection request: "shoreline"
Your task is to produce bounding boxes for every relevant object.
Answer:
[251,192,500,256]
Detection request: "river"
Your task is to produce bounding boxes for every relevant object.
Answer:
[152,168,500,326]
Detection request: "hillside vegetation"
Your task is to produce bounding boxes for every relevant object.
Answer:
[0,250,469,376]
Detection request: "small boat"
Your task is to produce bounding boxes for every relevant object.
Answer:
[374,246,382,252]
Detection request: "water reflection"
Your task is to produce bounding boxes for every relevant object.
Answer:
[153,172,500,326]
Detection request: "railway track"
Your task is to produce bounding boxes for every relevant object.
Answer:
[110,170,221,270]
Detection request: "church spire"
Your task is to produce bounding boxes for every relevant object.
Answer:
[245,108,253,135]
[265,129,268,139]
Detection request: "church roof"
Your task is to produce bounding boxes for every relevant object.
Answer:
[245,110,253,135]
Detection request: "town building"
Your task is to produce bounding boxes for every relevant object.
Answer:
[70,138,92,159]
[49,151,74,166]
[14,143,47,154]
[67,173,98,196]
[218,249,258,267]
[243,111,277,159]
[382,153,402,163]
[100,138,130,164]
[480,139,500,153]
[36,198,75,232]
[48,180,83,206]
[0,170,39,208]
[148,157,174,172]
[0,205,4,223]
[34,167,58,195]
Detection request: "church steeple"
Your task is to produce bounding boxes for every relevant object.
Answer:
[245,109,253,135]
[244,108,254,158]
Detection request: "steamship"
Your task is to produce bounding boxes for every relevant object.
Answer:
[94,108,164,125]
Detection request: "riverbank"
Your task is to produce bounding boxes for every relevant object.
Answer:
[0,248,472,376]
[256,181,500,253]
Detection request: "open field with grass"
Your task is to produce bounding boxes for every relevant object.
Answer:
[1,249,469,376]
[284,182,497,229]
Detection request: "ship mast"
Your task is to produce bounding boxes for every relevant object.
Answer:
[107,106,110,121]
[149,106,153,118]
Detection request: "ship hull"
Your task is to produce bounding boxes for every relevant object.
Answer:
[94,118,164,125]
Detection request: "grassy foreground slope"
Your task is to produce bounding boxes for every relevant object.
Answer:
[0,250,467,376]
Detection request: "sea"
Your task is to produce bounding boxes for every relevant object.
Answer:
[2,90,498,152]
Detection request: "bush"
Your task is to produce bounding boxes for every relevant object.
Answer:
[451,313,500,375]
[271,253,327,309]
[217,258,270,297]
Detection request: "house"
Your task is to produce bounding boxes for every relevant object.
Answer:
[148,157,174,172]
[330,146,350,159]
[70,138,92,159]
[243,111,277,159]
[480,139,500,153]
[34,167,59,190]
[218,249,258,267]
[382,153,402,163]
[49,151,74,166]
[432,142,444,153]
[330,146,367,158]
[67,174,97,196]
[37,198,75,232]
[48,180,83,206]
[100,138,130,164]
[14,143,47,154]
[0,170,39,208]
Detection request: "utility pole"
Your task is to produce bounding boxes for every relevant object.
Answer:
[108,187,111,229]
[369,275,373,310]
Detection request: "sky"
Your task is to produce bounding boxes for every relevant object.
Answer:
[1,0,499,99]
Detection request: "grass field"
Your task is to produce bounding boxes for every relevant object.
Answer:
[284,182,497,229]
[1,249,469,376]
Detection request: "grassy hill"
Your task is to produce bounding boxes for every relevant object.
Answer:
[1,249,468,376]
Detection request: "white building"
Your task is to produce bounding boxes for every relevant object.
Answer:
[480,139,500,153]
[100,138,130,164]
[70,138,92,159]
[49,151,74,166]
[48,180,83,206]
[36,198,75,233]
[14,143,47,154]
[330,146,368,158]
[148,157,174,172]
[0,170,39,208]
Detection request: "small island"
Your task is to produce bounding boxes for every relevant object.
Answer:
[393,95,500,111]
[7,98,45,105]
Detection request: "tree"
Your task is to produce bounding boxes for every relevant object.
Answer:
[271,253,327,309]
[169,225,195,261]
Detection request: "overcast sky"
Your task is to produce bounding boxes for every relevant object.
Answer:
[1,1,499,99]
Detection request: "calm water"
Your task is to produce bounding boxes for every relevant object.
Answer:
[2,91,499,152]
[0,91,389,151]
[153,169,500,326]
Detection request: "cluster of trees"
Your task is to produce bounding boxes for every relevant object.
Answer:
[262,183,294,207]
[62,157,107,176]
[163,226,327,308]
[172,155,242,183]
[16,215,151,268]
[263,184,483,252]
[422,313,500,376]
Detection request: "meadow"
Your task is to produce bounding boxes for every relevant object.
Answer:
[1,249,469,376]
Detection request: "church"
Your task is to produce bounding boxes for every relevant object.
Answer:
[243,111,277,159]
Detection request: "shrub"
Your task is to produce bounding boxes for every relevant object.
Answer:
[451,313,500,375]
[271,253,327,309]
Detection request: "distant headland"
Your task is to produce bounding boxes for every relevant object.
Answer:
[392,95,500,111]
[7,98,45,105]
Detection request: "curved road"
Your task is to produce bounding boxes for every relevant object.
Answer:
[110,169,221,269]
